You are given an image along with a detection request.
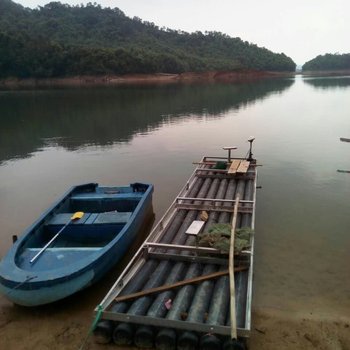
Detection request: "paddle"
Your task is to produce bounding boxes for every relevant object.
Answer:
[30,211,84,264]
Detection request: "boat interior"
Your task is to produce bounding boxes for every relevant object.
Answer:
[15,185,148,270]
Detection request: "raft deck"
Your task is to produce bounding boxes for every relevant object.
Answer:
[94,151,257,349]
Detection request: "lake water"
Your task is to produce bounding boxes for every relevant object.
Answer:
[0,75,349,318]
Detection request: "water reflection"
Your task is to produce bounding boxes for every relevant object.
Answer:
[1,76,350,318]
[303,76,350,89]
[0,79,293,164]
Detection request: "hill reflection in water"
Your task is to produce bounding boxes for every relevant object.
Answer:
[303,76,350,90]
[0,79,293,164]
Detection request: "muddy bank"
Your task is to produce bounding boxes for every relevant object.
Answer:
[1,301,349,350]
[0,70,294,89]
[250,308,350,350]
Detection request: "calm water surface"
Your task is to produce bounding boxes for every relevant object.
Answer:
[0,76,349,317]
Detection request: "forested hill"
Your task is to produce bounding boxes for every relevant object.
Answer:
[303,53,350,71]
[0,0,296,78]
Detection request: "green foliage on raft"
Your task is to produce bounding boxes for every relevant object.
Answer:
[0,0,296,78]
[198,224,253,254]
[212,161,228,169]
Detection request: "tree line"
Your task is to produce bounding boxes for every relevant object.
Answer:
[0,0,296,78]
[303,53,350,71]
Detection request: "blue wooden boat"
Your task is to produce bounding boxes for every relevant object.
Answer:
[0,182,153,306]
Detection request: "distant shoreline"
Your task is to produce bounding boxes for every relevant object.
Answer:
[0,70,294,89]
[302,69,350,76]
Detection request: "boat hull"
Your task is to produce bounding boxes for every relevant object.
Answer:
[0,182,153,306]
[0,269,95,306]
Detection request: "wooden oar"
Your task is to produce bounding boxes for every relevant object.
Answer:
[30,211,84,264]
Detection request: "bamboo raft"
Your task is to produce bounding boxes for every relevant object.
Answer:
[93,141,257,350]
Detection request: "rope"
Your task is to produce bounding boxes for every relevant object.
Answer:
[79,304,104,350]
[5,275,37,297]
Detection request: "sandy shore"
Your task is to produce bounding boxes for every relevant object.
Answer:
[1,293,349,350]
[250,308,350,350]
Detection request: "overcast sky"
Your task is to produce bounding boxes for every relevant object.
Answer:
[14,0,349,65]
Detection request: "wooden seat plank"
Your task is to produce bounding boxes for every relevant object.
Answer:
[236,160,250,173]
[227,160,241,174]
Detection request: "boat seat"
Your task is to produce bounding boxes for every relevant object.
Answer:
[47,213,91,225]
[71,193,143,201]
[94,212,132,224]
[20,248,102,269]
[26,247,101,252]
[46,212,132,226]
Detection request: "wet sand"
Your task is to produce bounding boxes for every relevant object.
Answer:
[250,308,350,350]
[2,299,350,350]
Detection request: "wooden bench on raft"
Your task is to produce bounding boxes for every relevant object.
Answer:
[227,159,250,174]
[223,146,250,174]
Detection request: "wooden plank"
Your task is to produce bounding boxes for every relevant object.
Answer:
[147,252,229,265]
[114,267,248,303]
[230,196,240,340]
[186,220,205,235]
[228,160,241,174]
[236,160,250,173]
[145,242,223,254]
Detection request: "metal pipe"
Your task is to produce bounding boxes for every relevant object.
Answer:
[93,259,159,344]
[111,174,208,344]
[165,178,236,350]
[206,268,230,325]
[229,179,246,227]
[109,169,251,347]
[199,178,246,350]
[113,260,174,345]
[134,262,187,348]
[95,172,207,343]
[241,176,254,228]
[202,178,229,231]
[177,264,218,350]
[218,179,237,224]
[168,176,214,246]
[131,176,222,348]
[113,174,216,346]
[159,176,205,244]
[155,263,203,350]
